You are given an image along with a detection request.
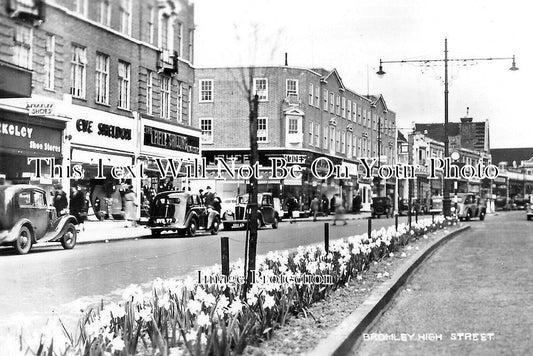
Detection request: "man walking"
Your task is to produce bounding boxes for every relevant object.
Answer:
[53,183,68,216]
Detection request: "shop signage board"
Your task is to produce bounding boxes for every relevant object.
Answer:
[0,118,61,155]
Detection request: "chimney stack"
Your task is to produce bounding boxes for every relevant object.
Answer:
[285,52,288,66]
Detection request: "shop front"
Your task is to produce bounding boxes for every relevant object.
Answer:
[66,105,136,220]
[0,107,65,196]
[138,117,201,216]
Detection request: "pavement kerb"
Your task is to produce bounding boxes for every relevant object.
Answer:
[306,224,472,356]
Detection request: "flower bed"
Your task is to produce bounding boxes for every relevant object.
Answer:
[22,216,456,356]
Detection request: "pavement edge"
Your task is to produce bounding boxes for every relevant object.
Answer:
[306,224,472,356]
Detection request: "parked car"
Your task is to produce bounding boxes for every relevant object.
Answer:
[371,196,392,219]
[512,196,528,210]
[456,193,486,221]
[0,185,78,255]
[494,196,512,211]
[222,193,279,230]
[527,196,533,221]
[147,191,220,237]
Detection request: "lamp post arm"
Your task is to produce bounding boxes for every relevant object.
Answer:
[380,56,515,65]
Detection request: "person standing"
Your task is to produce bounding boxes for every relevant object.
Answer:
[333,194,347,226]
[123,185,138,227]
[287,195,298,224]
[203,186,216,208]
[354,192,362,214]
[311,196,320,222]
[53,183,68,216]
[69,185,86,231]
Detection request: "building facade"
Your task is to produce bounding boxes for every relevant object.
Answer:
[192,66,397,212]
[0,0,200,218]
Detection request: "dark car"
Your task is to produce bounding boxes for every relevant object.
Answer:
[0,185,78,254]
[371,197,392,219]
[456,193,486,221]
[147,191,220,237]
[527,196,533,221]
[222,193,279,230]
[494,196,511,211]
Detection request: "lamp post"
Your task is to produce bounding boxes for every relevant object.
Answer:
[376,39,518,216]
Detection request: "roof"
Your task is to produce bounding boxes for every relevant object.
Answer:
[490,148,533,165]
[397,130,407,143]
[414,123,461,141]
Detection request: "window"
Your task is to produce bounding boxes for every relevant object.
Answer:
[120,0,132,36]
[199,79,213,102]
[18,191,31,207]
[160,14,170,50]
[353,102,357,121]
[34,191,46,208]
[315,86,319,107]
[324,125,329,149]
[188,87,192,125]
[146,71,153,114]
[347,100,352,120]
[258,117,268,142]
[148,6,154,43]
[188,29,194,62]
[308,83,313,105]
[329,92,334,113]
[75,0,87,16]
[13,25,32,69]
[177,23,183,57]
[314,123,320,147]
[118,61,130,109]
[341,131,346,154]
[336,95,341,116]
[308,122,314,146]
[341,97,346,118]
[70,45,86,98]
[286,79,298,97]
[288,117,299,134]
[177,82,183,122]
[201,118,213,143]
[323,89,328,110]
[44,34,55,90]
[99,0,110,26]
[160,75,170,119]
[95,53,109,104]
[330,127,335,150]
[253,78,268,101]
[347,132,352,157]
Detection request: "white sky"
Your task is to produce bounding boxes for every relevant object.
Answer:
[193,0,532,149]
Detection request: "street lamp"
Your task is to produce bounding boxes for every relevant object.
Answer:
[376,39,518,216]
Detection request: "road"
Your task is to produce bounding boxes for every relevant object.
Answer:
[353,211,533,356]
[0,214,410,339]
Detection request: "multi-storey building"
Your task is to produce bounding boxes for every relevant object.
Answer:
[0,0,199,215]
[192,65,396,212]
[491,147,533,199]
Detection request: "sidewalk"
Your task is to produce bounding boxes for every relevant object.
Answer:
[74,212,372,245]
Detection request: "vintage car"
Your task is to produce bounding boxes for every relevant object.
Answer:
[370,196,392,219]
[222,193,279,230]
[456,193,486,221]
[0,185,77,254]
[147,191,220,237]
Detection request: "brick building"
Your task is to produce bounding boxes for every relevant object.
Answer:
[192,65,396,212]
[0,0,200,218]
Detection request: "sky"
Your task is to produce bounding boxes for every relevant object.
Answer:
[193,0,532,149]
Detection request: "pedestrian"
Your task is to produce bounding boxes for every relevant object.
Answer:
[69,184,86,231]
[53,183,68,216]
[330,195,336,215]
[333,194,347,226]
[287,195,299,223]
[311,196,320,222]
[321,194,329,215]
[213,193,222,213]
[354,192,362,214]
[123,185,138,227]
[203,186,216,208]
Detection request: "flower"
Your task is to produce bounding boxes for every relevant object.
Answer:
[196,312,211,328]
[103,302,125,319]
[122,284,144,304]
[229,299,244,315]
[187,299,202,315]
[401,252,407,258]
[263,294,276,309]
[110,337,125,352]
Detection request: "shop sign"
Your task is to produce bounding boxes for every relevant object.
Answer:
[75,118,132,140]
[144,125,200,154]
[0,119,61,154]
[282,154,307,164]
[27,102,55,116]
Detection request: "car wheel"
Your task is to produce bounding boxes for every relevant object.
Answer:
[223,222,232,231]
[151,230,161,238]
[479,211,485,221]
[466,210,472,221]
[61,223,77,250]
[272,216,279,229]
[211,217,220,235]
[188,218,197,237]
[14,225,32,255]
